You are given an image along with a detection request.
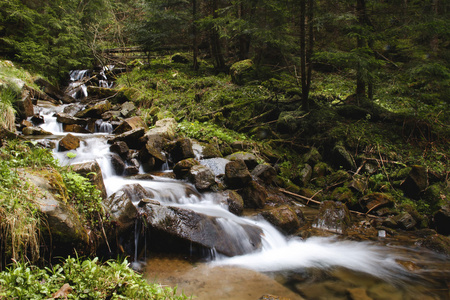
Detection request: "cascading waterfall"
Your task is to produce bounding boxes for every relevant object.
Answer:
[31,79,450,299]
[68,70,89,99]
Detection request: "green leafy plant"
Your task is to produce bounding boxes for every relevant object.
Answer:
[0,257,190,299]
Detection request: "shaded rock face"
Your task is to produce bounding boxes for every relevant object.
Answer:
[35,77,76,104]
[108,128,146,149]
[75,100,111,118]
[71,161,107,200]
[25,173,89,248]
[225,152,258,170]
[358,192,394,214]
[401,165,429,199]
[433,205,450,235]
[313,201,352,234]
[332,144,356,170]
[167,138,195,164]
[173,158,200,179]
[238,181,268,209]
[218,190,244,215]
[139,142,166,172]
[252,164,277,185]
[140,203,262,257]
[225,159,252,188]
[104,184,153,234]
[260,205,304,234]
[113,116,145,134]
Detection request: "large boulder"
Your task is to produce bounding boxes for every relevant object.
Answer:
[34,77,76,104]
[139,141,166,172]
[332,143,357,170]
[230,59,255,85]
[15,88,34,119]
[224,159,252,188]
[104,184,153,234]
[260,205,304,234]
[109,141,130,159]
[71,161,108,200]
[108,127,146,149]
[25,173,89,248]
[113,116,145,134]
[251,164,277,185]
[173,158,200,179]
[56,112,88,126]
[400,165,429,199]
[166,138,196,164]
[58,133,80,151]
[225,152,258,170]
[22,126,52,136]
[143,118,177,141]
[238,181,268,209]
[189,164,216,190]
[75,100,111,119]
[139,203,262,257]
[218,190,245,215]
[120,101,137,118]
[433,204,450,235]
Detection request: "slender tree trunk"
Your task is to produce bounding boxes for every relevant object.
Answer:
[192,0,199,71]
[356,0,366,103]
[211,0,225,70]
[300,0,313,111]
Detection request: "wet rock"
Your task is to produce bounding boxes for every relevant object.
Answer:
[63,103,84,116]
[239,181,268,209]
[418,233,450,256]
[433,204,450,235]
[140,203,262,257]
[113,116,145,134]
[110,153,125,175]
[359,192,394,213]
[173,158,200,179]
[101,110,121,121]
[71,161,107,200]
[225,159,252,188]
[19,119,33,129]
[313,201,352,234]
[260,205,304,234]
[189,165,216,190]
[400,165,428,199]
[139,141,166,172]
[109,128,146,149]
[258,295,291,300]
[396,212,417,230]
[104,184,153,234]
[58,133,80,151]
[63,124,91,134]
[75,100,111,118]
[332,143,357,170]
[124,158,140,176]
[346,287,372,300]
[56,112,88,126]
[252,164,277,185]
[30,114,45,125]
[109,141,129,159]
[167,138,195,163]
[219,190,244,215]
[22,126,52,136]
[225,152,258,170]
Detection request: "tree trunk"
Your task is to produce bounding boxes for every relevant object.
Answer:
[210,0,225,70]
[355,0,366,103]
[300,0,313,111]
[192,0,199,71]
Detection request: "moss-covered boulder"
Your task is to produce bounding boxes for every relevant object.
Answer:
[173,158,200,179]
[225,152,258,170]
[332,143,357,170]
[224,159,252,188]
[400,165,429,199]
[230,59,255,85]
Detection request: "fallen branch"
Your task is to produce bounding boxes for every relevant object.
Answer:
[279,188,380,219]
[360,157,406,166]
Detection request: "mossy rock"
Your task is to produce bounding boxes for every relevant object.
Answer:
[331,186,357,206]
[171,53,192,64]
[202,143,222,159]
[276,111,305,134]
[335,105,371,120]
[230,59,255,85]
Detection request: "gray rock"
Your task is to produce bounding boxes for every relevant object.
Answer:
[189,164,216,190]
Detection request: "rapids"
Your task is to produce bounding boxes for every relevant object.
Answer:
[32,85,449,300]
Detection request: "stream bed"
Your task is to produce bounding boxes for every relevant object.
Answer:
[30,80,450,300]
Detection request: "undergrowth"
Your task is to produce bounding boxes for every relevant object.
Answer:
[0,256,189,299]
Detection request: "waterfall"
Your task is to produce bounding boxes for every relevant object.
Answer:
[68,70,89,99]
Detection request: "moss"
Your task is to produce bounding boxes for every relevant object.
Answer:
[230,59,254,85]
[331,186,357,206]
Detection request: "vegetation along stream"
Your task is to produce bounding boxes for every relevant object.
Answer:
[0,1,449,299]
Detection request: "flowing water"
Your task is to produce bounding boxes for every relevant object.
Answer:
[32,86,450,300]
